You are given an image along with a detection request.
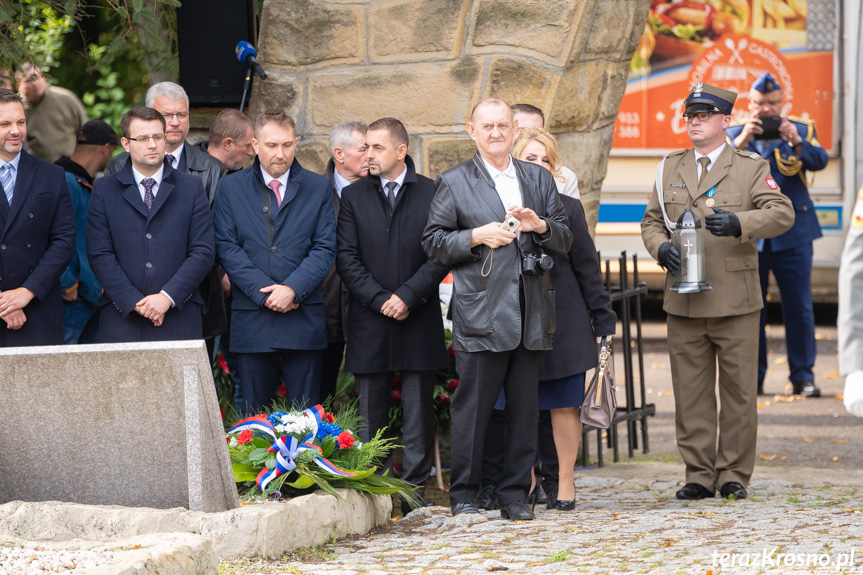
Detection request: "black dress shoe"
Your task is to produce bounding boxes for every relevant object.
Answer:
[499,500,535,520]
[720,481,748,500]
[550,498,575,511]
[451,502,480,516]
[675,483,715,500]
[792,381,821,397]
[473,484,498,510]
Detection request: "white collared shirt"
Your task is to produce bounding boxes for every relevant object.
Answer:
[380,165,408,199]
[165,143,183,170]
[333,168,352,197]
[132,165,165,203]
[694,143,726,183]
[481,154,522,212]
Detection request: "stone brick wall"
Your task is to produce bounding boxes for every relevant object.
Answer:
[249,0,651,234]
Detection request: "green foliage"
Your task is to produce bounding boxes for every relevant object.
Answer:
[1,0,178,77]
[80,44,128,131]
[15,0,74,73]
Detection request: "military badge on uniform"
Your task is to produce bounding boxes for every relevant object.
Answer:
[766,177,778,189]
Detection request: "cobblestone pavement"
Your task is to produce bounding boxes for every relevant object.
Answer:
[221,312,862,575]
[221,464,863,575]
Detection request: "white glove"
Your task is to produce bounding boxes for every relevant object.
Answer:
[843,370,863,418]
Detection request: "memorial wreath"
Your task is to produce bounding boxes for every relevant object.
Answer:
[226,403,419,506]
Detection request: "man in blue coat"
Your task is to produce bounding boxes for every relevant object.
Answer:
[0,89,75,346]
[86,107,215,343]
[727,73,828,397]
[57,119,120,344]
[213,107,335,413]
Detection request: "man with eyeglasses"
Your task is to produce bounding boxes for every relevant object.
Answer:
[86,107,214,343]
[15,63,87,163]
[106,82,228,350]
[641,83,794,502]
[106,83,224,205]
[727,73,828,398]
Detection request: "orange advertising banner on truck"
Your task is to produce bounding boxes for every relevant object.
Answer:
[616,0,834,152]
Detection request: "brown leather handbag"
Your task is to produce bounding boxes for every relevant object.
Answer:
[580,336,617,429]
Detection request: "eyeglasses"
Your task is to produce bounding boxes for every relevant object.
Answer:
[126,134,166,143]
[159,111,189,121]
[682,112,718,123]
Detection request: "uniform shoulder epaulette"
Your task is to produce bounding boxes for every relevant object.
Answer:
[787,114,814,126]
[667,149,688,157]
[732,148,762,161]
[728,120,747,128]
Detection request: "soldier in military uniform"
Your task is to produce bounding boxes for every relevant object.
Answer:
[641,83,794,500]
[727,73,828,397]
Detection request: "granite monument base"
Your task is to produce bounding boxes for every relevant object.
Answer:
[0,341,239,512]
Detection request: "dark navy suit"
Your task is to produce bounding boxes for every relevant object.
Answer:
[86,160,215,342]
[213,158,335,411]
[0,151,75,346]
[727,117,828,386]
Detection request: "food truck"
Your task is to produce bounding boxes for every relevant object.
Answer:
[597,0,859,300]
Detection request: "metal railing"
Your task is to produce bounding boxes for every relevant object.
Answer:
[580,251,655,467]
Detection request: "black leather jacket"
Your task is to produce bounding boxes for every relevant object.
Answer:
[422,153,572,353]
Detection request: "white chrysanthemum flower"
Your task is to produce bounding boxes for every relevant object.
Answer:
[229,436,238,447]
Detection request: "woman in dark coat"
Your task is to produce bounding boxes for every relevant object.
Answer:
[514,128,617,510]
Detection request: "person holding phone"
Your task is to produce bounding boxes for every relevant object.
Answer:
[727,72,829,398]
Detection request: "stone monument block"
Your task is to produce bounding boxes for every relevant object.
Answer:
[259,0,364,68]
[369,0,469,62]
[472,0,578,59]
[308,60,481,131]
[423,137,478,178]
[296,138,331,175]
[0,341,240,513]
[485,58,557,110]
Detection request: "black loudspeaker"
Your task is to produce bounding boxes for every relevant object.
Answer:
[177,0,257,106]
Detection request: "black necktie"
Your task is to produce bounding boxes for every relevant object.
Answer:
[164,154,175,170]
[385,181,397,209]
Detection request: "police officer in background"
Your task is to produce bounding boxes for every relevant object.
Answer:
[727,72,828,397]
[642,83,793,501]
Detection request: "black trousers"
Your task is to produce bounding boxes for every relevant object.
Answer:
[355,370,436,487]
[320,340,345,405]
[450,343,543,506]
[480,409,560,497]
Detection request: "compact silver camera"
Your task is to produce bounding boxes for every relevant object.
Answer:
[501,214,520,232]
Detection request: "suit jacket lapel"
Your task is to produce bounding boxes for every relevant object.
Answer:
[119,162,150,218]
[681,151,700,200]
[471,154,507,222]
[148,176,173,219]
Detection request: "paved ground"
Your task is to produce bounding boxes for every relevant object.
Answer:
[221,304,863,574]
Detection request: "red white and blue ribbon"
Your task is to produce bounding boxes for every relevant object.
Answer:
[228,404,356,491]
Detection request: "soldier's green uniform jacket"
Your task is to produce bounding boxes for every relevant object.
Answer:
[641,144,795,317]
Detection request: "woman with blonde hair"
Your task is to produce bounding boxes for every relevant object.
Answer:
[512,127,580,198]
[505,127,616,510]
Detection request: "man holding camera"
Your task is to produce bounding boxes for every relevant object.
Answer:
[727,73,829,397]
[423,98,571,520]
